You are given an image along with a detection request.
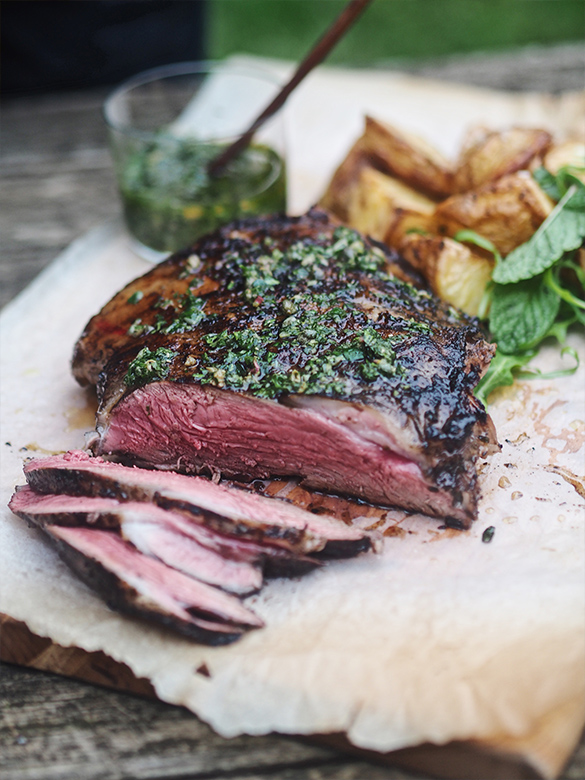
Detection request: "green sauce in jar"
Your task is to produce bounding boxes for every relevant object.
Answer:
[119,137,286,254]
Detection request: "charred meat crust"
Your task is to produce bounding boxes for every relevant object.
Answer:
[10,487,267,597]
[73,211,421,392]
[14,448,382,644]
[25,462,309,549]
[11,483,321,579]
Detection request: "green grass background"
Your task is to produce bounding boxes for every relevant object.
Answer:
[208,0,584,65]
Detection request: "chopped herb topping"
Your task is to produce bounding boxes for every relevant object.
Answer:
[128,318,148,336]
[223,227,387,305]
[125,347,176,388]
[123,225,454,401]
[127,291,144,304]
[127,292,209,337]
[164,292,208,334]
[192,285,409,399]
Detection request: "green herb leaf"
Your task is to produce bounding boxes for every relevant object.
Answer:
[532,166,562,201]
[529,345,579,381]
[453,229,502,263]
[125,347,176,388]
[474,349,537,406]
[164,293,207,334]
[476,329,580,406]
[489,275,560,353]
[545,316,577,344]
[492,183,585,284]
[127,291,144,305]
[544,264,585,319]
[555,167,585,196]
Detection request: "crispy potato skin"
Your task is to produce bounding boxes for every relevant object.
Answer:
[543,140,585,183]
[320,136,374,223]
[362,116,454,198]
[453,127,552,193]
[434,172,554,256]
[384,208,436,250]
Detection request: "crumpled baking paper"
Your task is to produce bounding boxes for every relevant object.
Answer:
[1,61,584,779]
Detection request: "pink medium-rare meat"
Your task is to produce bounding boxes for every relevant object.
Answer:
[23,451,375,556]
[13,449,373,643]
[10,486,263,595]
[99,382,463,520]
[11,483,319,578]
[43,524,262,644]
[71,209,497,527]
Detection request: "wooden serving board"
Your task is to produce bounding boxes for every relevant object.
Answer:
[1,613,546,780]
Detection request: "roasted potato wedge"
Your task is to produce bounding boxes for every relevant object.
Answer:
[320,135,373,222]
[453,127,552,193]
[362,116,454,198]
[346,166,436,242]
[399,234,494,317]
[384,208,437,250]
[543,140,585,183]
[434,171,554,256]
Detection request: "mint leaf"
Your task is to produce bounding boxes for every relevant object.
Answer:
[453,230,502,262]
[492,184,585,284]
[532,166,562,201]
[544,260,585,325]
[474,350,536,406]
[545,316,577,344]
[475,344,579,406]
[556,167,585,196]
[489,275,560,353]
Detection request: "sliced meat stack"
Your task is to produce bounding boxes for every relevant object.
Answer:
[72,208,498,527]
[10,450,376,644]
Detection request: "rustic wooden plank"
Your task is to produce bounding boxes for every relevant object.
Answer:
[0,87,118,310]
[1,664,432,780]
[0,165,118,309]
[0,661,550,780]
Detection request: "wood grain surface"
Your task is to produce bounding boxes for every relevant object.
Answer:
[1,45,584,780]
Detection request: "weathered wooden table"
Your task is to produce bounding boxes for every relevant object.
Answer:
[1,45,584,780]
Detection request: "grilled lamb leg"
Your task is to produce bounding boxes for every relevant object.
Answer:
[72,208,497,525]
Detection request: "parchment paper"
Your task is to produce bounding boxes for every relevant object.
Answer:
[1,60,584,780]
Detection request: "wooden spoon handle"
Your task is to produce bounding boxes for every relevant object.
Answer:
[208,0,373,176]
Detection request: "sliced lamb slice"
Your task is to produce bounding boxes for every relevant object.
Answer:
[24,451,375,556]
[44,524,263,644]
[10,483,318,576]
[10,486,263,595]
[121,519,262,595]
